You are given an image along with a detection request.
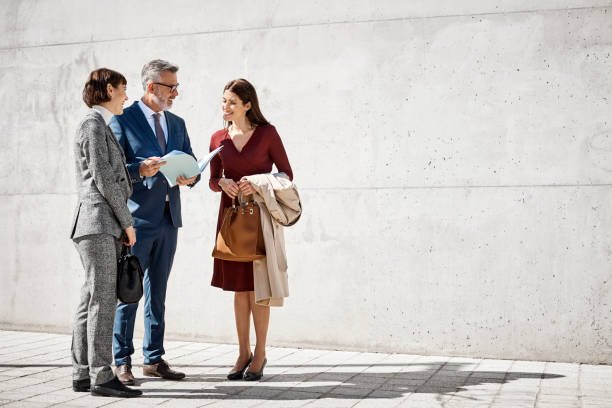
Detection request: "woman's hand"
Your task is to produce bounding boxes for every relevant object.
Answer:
[238,178,255,196]
[219,177,240,198]
[123,226,136,247]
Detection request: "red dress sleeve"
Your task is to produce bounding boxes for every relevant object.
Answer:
[269,127,293,181]
[209,132,223,192]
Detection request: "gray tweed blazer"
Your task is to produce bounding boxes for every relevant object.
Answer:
[70,109,133,240]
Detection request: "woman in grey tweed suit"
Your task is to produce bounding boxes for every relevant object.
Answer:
[69,68,141,398]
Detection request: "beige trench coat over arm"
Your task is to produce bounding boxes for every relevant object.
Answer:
[244,173,302,306]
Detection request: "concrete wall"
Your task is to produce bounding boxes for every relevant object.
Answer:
[1,1,611,363]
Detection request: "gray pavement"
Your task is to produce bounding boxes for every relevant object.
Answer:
[0,330,610,407]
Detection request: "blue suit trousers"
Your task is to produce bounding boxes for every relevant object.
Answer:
[113,209,178,365]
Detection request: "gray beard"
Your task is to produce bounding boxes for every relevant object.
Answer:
[152,93,172,111]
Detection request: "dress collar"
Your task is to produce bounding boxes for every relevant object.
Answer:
[138,99,165,119]
[91,105,114,124]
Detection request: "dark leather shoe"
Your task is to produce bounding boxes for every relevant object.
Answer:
[72,378,90,392]
[244,358,267,381]
[142,359,185,380]
[115,364,135,385]
[91,377,142,398]
[227,354,253,381]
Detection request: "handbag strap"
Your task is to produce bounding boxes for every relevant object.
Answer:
[230,192,255,209]
[121,244,131,257]
[236,192,255,206]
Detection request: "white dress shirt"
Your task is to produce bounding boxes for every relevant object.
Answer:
[138,100,168,143]
[92,105,114,125]
[137,100,170,201]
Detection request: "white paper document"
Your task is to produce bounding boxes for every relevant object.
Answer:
[158,146,223,187]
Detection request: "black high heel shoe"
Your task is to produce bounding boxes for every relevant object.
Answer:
[244,358,267,381]
[227,354,253,380]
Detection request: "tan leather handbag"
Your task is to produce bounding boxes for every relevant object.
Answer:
[212,195,265,262]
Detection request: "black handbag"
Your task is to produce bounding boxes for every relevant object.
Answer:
[116,245,144,304]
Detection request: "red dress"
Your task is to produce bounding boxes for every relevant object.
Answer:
[209,125,293,291]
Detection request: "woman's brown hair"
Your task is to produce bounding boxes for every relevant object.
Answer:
[224,78,270,127]
[82,68,127,108]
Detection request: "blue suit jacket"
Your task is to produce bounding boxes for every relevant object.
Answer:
[109,101,199,229]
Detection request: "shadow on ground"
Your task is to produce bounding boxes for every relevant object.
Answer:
[0,362,564,401]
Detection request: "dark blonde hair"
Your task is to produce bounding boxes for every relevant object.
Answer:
[224,78,270,127]
[82,68,126,108]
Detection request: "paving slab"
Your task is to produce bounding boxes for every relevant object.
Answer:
[0,330,611,407]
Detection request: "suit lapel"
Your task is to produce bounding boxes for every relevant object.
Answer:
[109,126,132,193]
[125,102,163,155]
[100,119,132,197]
[164,112,174,152]
[105,126,126,162]
[89,110,125,161]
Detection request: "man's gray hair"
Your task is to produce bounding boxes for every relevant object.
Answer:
[141,59,179,91]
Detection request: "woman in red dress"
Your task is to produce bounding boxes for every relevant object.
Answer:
[209,79,293,381]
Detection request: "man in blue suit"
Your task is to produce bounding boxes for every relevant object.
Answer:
[110,60,198,384]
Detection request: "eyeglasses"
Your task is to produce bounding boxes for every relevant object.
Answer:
[154,82,179,93]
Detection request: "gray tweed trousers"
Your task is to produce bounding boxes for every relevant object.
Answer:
[72,233,122,385]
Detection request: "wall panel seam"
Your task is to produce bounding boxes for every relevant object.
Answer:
[0,5,609,52]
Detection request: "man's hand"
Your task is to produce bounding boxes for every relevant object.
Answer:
[139,157,166,177]
[176,175,198,186]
